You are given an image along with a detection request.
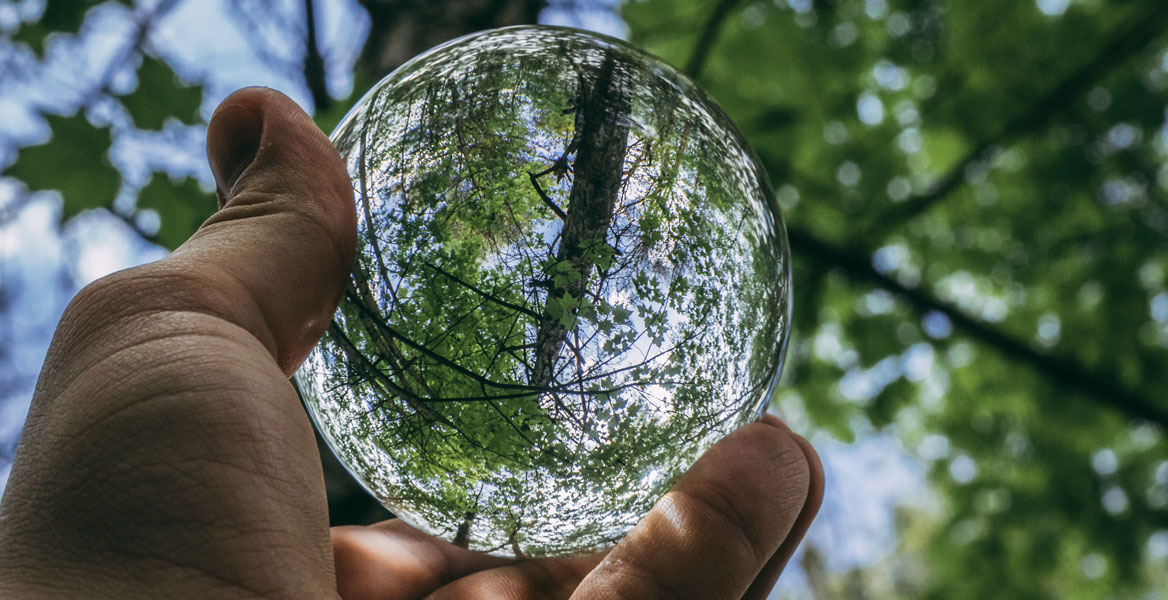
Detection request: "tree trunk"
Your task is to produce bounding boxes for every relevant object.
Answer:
[530,54,632,408]
[324,0,547,527]
[357,0,544,78]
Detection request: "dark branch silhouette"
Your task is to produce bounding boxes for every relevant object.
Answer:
[302,0,329,112]
[685,0,745,79]
[528,171,569,221]
[422,261,542,319]
[867,2,1168,233]
[786,226,1168,428]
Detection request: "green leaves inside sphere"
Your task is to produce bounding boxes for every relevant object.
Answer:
[296,26,791,558]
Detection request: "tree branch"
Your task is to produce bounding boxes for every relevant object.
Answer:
[355,0,545,79]
[869,3,1168,233]
[685,0,743,79]
[528,171,568,221]
[422,261,541,319]
[786,226,1168,428]
[302,0,330,112]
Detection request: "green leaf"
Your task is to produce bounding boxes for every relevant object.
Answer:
[13,22,51,54]
[41,0,92,30]
[3,113,119,221]
[803,394,856,444]
[136,173,215,250]
[120,56,203,129]
[590,242,617,272]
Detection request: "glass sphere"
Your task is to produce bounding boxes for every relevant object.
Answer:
[296,25,790,558]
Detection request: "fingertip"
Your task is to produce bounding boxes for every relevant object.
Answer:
[756,414,821,514]
[742,432,825,600]
[572,418,813,599]
[206,87,353,210]
[182,87,357,373]
[756,413,823,510]
[331,520,518,600]
[789,432,825,518]
[206,89,266,203]
[692,418,813,522]
[759,411,791,432]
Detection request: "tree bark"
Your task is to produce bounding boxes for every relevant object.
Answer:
[530,54,632,404]
[323,0,548,527]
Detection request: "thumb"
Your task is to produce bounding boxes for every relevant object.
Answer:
[0,88,354,598]
[177,86,356,374]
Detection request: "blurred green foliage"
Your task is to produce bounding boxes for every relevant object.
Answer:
[4,113,118,220]
[3,0,1168,597]
[119,55,203,129]
[622,0,1168,597]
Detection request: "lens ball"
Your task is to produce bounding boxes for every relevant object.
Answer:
[296,25,790,557]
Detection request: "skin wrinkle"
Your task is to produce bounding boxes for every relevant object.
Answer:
[42,395,300,522]
[48,266,281,381]
[183,205,352,371]
[578,558,687,600]
[39,338,281,486]
[14,331,327,592]
[673,445,809,562]
[13,328,276,500]
[60,404,297,505]
[0,570,91,600]
[15,456,288,588]
[101,550,276,600]
[41,270,178,351]
[51,326,265,426]
[49,455,326,597]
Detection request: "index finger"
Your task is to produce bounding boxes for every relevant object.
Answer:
[569,416,815,599]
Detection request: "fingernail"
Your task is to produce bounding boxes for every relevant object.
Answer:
[208,102,263,202]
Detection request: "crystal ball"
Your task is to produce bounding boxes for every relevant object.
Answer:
[295,25,790,557]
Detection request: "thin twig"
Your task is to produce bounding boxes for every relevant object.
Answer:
[528,172,568,221]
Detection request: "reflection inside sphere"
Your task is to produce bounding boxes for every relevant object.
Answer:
[296,25,790,557]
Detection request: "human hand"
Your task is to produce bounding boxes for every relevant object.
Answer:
[0,88,823,599]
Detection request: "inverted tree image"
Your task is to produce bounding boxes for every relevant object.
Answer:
[297,26,789,557]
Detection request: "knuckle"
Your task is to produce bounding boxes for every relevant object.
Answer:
[671,484,771,565]
[61,262,247,349]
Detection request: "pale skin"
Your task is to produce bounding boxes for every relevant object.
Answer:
[0,88,824,599]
